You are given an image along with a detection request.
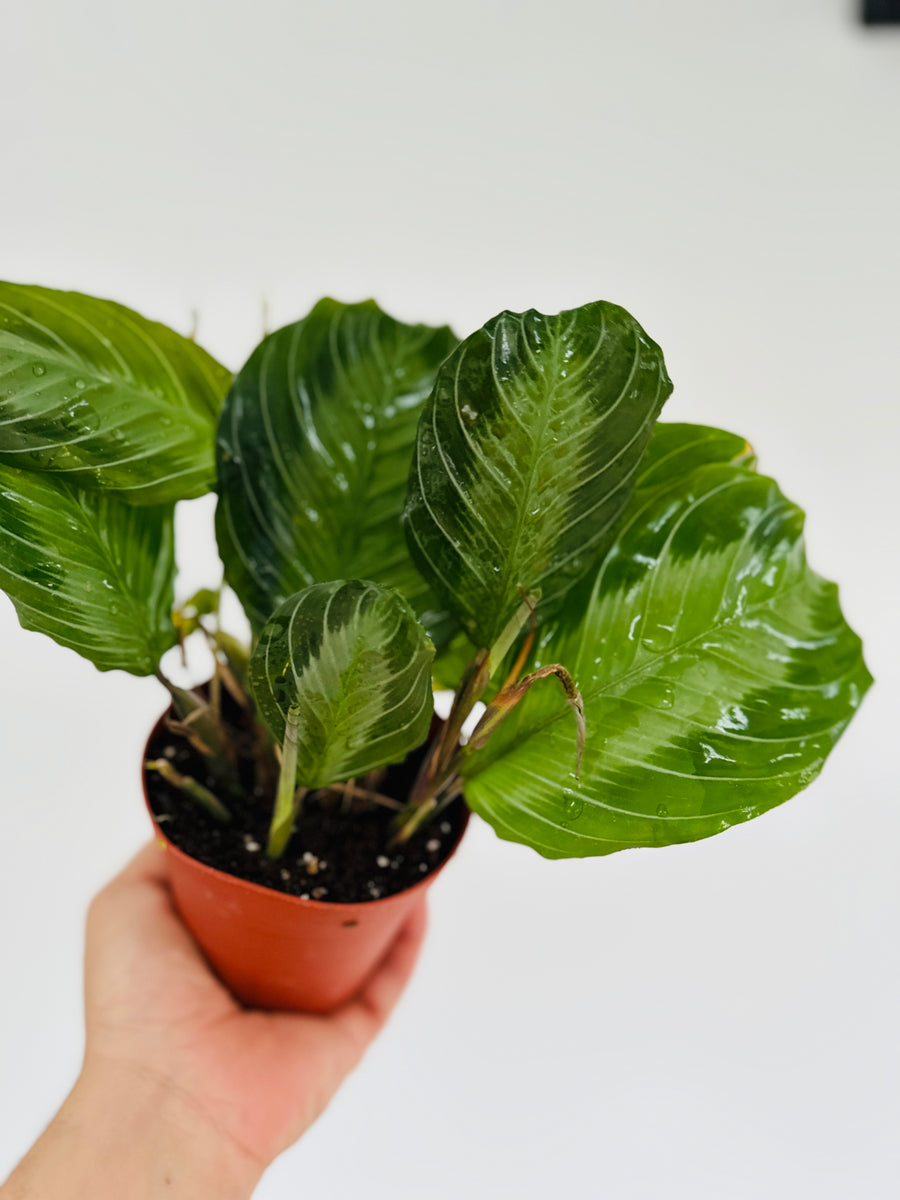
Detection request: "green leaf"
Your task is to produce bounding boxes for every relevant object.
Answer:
[459,462,871,858]
[451,422,762,696]
[249,579,435,788]
[215,299,458,638]
[0,282,230,503]
[635,421,757,492]
[403,301,673,648]
[0,462,176,673]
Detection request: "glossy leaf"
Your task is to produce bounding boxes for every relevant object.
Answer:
[249,580,435,788]
[0,282,230,503]
[473,421,763,689]
[635,421,757,491]
[460,462,872,857]
[215,299,457,637]
[403,301,672,648]
[0,462,176,673]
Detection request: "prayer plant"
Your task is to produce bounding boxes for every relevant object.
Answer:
[0,284,871,863]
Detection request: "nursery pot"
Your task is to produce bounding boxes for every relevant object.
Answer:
[142,710,467,1013]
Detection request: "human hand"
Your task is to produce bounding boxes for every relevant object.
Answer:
[4,842,427,1198]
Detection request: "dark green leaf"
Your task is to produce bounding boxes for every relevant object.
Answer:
[215,299,457,638]
[460,462,871,857]
[249,580,435,788]
[0,462,176,673]
[0,282,230,503]
[462,421,759,691]
[403,301,672,647]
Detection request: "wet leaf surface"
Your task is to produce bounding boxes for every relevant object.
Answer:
[0,282,229,503]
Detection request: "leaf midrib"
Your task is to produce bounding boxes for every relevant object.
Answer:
[0,293,213,420]
[254,316,427,588]
[72,486,171,658]
[16,286,195,411]
[490,323,562,634]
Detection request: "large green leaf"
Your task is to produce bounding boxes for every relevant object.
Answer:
[403,301,673,648]
[249,580,435,788]
[634,421,757,491]
[0,283,230,503]
[215,299,457,638]
[0,462,176,673]
[432,422,760,694]
[460,461,871,858]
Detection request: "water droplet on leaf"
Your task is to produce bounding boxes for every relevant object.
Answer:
[562,790,583,820]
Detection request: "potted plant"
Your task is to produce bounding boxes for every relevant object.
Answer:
[0,283,872,1011]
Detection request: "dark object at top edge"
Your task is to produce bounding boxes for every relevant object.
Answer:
[862,0,900,24]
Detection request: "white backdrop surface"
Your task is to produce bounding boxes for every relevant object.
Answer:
[1,2,898,1196]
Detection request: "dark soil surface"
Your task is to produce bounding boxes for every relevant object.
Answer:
[144,701,468,904]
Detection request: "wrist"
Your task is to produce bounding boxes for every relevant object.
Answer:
[3,1054,263,1200]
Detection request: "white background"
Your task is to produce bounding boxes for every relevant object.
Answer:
[1,2,898,1196]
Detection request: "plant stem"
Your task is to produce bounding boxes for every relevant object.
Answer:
[214,630,251,694]
[391,796,437,845]
[488,588,539,681]
[267,707,304,859]
[392,661,585,846]
[145,759,231,823]
[459,662,585,780]
[393,592,540,844]
[390,647,489,845]
[154,669,229,760]
[410,648,490,806]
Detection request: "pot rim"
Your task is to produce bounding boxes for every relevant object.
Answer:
[143,708,469,913]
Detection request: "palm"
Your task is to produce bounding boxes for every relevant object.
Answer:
[84,844,426,1167]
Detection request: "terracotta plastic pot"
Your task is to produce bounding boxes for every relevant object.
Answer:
[143,715,467,1013]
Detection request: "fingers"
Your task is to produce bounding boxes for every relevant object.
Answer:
[270,897,429,1127]
[330,896,429,1052]
[108,840,169,889]
[86,841,172,937]
[85,840,197,984]
[87,842,166,927]
[358,897,428,1023]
